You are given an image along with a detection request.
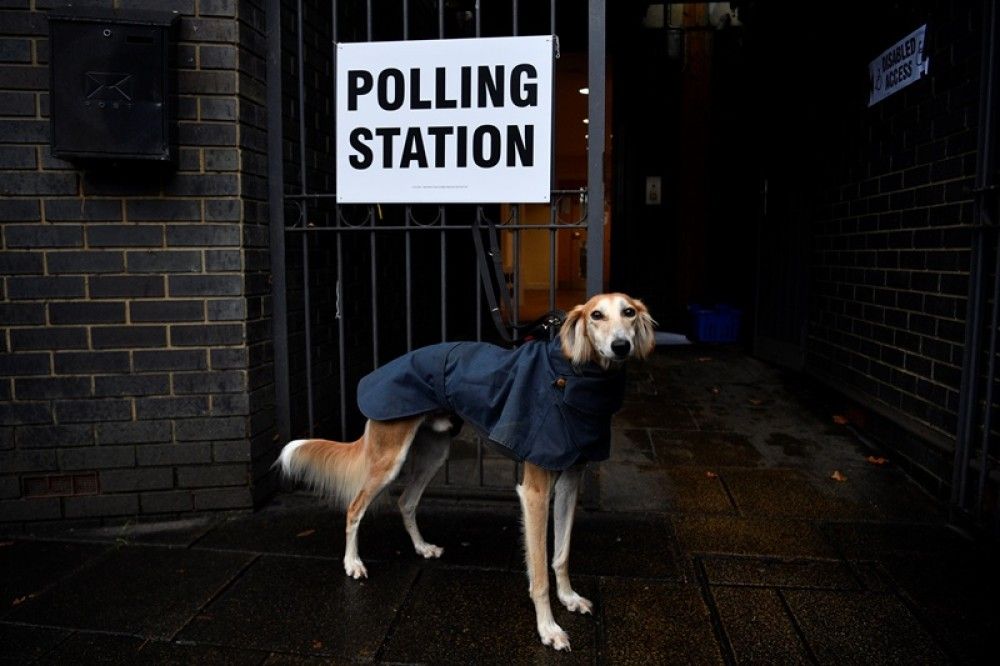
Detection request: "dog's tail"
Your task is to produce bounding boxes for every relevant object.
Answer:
[276,431,369,507]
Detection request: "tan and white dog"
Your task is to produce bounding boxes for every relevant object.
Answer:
[277,293,655,651]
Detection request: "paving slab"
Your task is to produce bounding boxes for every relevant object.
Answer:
[879,549,998,665]
[820,521,967,560]
[565,512,685,580]
[614,398,698,429]
[683,394,769,433]
[0,622,70,663]
[402,504,521,569]
[597,461,676,512]
[673,514,837,558]
[783,589,949,664]
[262,654,353,665]
[826,467,946,523]
[196,497,521,571]
[600,462,735,514]
[721,468,866,520]
[650,430,763,468]
[193,503,344,559]
[661,467,736,514]
[7,546,253,639]
[701,555,860,590]
[35,633,267,665]
[1,540,110,618]
[381,568,597,664]
[610,427,657,463]
[34,517,219,547]
[711,587,811,664]
[177,554,419,661]
[599,578,723,664]
[761,431,823,461]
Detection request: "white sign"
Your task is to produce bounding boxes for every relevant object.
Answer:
[336,36,553,204]
[868,25,929,107]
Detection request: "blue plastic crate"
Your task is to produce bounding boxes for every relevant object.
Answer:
[688,304,742,343]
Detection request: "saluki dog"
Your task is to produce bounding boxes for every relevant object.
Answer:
[277,293,655,650]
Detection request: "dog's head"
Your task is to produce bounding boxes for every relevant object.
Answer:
[560,293,656,368]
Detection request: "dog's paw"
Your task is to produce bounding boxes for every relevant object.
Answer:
[538,622,571,651]
[415,542,444,559]
[344,557,368,580]
[558,591,593,615]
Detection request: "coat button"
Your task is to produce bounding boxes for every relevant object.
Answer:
[554,377,567,389]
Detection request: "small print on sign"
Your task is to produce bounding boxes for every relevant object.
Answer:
[336,35,553,204]
[868,24,929,107]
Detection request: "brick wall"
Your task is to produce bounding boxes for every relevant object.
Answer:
[806,2,981,466]
[0,0,276,529]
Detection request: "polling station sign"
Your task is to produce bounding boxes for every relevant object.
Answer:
[336,36,553,204]
[868,25,929,107]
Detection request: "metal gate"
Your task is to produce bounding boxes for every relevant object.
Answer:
[265,0,608,496]
[951,0,999,535]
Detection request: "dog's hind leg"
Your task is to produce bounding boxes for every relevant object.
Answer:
[343,417,422,580]
[518,462,569,651]
[552,466,592,615]
[398,425,450,558]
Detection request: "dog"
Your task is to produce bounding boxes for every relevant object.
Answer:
[277,293,655,651]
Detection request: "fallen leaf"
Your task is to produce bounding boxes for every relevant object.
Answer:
[697,357,713,363]
[296,529,316,538]
[866,455,888,465]
[312,640,324,650]
[11,596,26,607]
[705,471,718,479]
[832,414,848,425]
[748,398,765,406]
[830,470,848,482]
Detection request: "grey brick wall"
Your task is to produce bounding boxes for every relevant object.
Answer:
[0,0,276,528]
[806,2,980,453]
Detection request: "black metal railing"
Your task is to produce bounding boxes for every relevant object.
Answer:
[266,0,607,495]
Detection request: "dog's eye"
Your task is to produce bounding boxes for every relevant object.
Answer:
[622,307,636,318]
[590,310,604,321]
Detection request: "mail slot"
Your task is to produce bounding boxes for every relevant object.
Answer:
[48,8,178,162]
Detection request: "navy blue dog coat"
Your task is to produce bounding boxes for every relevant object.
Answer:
[357,338,626,471]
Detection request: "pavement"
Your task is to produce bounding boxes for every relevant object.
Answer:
[2,346,997,664]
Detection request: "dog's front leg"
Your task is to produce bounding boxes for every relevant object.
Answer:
[552,466,592,615]
[518,463,570,651]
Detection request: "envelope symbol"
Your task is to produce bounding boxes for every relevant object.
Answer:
[84,72,133,102]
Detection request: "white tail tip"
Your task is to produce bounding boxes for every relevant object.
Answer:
[277,439,308,474]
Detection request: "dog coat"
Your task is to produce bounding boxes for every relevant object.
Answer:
[357,338,626,471]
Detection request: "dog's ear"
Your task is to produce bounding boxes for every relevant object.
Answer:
[560,305,593,366]
[632,299,657,359]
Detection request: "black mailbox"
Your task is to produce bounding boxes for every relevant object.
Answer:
[48,8,178,162]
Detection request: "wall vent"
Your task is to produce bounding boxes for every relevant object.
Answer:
[23,472,100,498]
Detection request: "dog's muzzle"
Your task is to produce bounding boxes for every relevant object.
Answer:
[610,339,631,359]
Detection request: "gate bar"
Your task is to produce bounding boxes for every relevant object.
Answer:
[295,0,315,437]
[333,1,348,440]
[266,0,289,445]
[587,0,607,296]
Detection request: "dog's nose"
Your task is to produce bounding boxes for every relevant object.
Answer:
[611,339,631,358]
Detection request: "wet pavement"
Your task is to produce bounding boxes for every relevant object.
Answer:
[2,346,997,664]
